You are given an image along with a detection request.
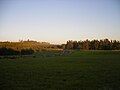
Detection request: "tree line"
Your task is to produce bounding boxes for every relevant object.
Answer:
[64,39,120,50]
[0,39,120,56]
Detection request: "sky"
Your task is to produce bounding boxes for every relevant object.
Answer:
[0,0,120,44]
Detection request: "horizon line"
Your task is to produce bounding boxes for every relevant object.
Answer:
[0,38,120,45]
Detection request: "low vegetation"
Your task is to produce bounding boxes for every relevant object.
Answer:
[0,50,120,89]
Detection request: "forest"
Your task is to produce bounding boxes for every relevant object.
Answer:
[65,39,120,50]
[0,38,120,56]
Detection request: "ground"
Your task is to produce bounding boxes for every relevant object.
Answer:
[0,50,120,90]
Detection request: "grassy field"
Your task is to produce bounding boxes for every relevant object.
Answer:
[0,50,120,90]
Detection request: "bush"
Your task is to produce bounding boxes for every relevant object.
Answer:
[21,48,34,55]
[0,47,20,56]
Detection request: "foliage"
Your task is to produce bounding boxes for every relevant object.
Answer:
[0,47,20,55]
[0,47,34,56]
[0,39,120,55]
[0,40,61,52]
[65,39,120,50]
[21,48,34,55]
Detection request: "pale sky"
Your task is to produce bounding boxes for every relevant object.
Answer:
[0,0,120,44]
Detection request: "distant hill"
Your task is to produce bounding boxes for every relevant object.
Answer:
[0,40,62,51]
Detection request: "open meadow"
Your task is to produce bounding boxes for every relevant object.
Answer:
[0,50,120,90]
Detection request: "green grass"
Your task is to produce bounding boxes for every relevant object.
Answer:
[0,51,120,90]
